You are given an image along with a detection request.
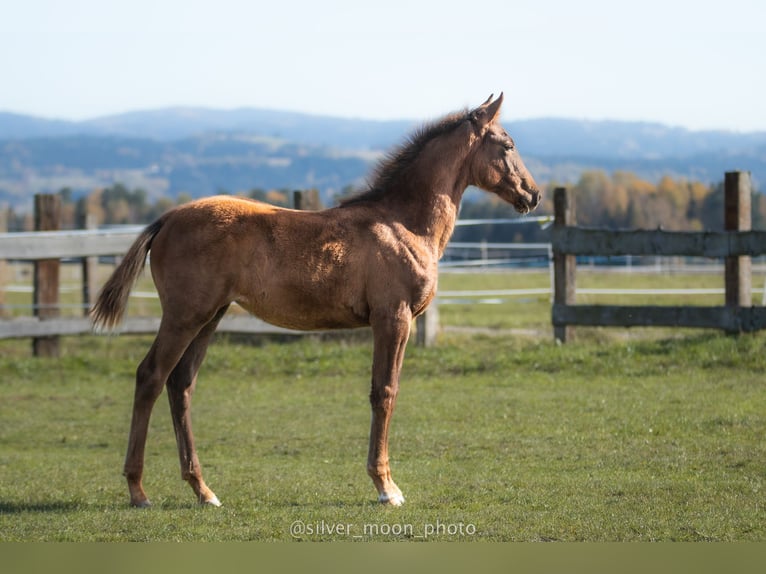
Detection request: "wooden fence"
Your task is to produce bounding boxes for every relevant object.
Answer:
[551,171,766,341]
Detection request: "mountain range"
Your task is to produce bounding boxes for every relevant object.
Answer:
[1,107,765,209]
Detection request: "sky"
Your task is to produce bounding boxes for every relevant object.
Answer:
[1,0,764,132]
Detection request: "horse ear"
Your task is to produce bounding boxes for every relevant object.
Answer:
[472,92,504,127]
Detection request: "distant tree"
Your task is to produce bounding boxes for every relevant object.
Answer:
[147,197,175,220]
[265,190,289,207]
[57,187,77,229]
[564,170,728,231]
[685,181,710,230]
[96,184,153,224]
[570,170,614,226]
[248,188,268,202]
[332,184,359,206]
[172,192,191,207]
[753,193,766,230]
[699,183,725,231]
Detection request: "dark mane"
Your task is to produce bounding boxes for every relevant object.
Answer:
[339,109,470,207]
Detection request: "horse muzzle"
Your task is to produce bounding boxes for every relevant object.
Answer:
[512,187,541,214]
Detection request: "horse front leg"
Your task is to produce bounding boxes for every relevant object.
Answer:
[367,306,412,506]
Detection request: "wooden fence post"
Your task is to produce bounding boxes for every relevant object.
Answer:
[33,194,61,357]
[415,303,439,347]
[553,187,576,342]
[293,189,322,211]
[78,206,98,316]
[724,171,752,333]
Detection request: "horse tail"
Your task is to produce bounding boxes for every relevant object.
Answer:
[91,217,165,331]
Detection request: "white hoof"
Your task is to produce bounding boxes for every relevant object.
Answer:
[131,499,152,509]
[201,495,222,507]
[378,492,405,506]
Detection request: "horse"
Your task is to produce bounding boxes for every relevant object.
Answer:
[91,93,541,508]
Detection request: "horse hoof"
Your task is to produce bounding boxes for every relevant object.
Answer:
[378,492,405,506]
[201,495,222,507]
[131,499,152,509]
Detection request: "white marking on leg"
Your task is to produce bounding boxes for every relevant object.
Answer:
[379,492,405,506]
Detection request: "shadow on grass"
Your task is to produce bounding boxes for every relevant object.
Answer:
[0,501,81,514]
[0,499,213,513]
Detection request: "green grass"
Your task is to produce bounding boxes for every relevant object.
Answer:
[1,331,765,541]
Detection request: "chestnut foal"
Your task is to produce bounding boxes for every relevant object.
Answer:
[92,93,540,507]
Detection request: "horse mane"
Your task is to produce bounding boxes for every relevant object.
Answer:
[339,109,470,207]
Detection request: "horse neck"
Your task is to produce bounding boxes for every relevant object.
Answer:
[384,132,474,256]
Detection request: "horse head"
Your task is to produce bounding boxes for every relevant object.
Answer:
[468,93,541,214]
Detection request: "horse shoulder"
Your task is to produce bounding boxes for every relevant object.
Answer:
[366,220,439,315]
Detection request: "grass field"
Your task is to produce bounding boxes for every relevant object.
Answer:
[1,321,765,541]
[2,265,765,541]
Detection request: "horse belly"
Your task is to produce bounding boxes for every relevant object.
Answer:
[235,285,369,331]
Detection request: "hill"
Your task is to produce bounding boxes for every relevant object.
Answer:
[1,107,764,209]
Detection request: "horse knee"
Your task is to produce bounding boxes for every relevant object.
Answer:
[369,384,398,409]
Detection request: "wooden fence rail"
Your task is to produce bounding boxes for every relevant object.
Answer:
[0,315,308,340]
[550,227,766,258]
[0,227,144,259]
[551,171,765,341]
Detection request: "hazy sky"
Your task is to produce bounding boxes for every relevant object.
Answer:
[1,0,764,131]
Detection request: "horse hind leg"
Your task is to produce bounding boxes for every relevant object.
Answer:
[166,305,229,507]
[124,344,165,508]
[124,327,197,507]
[124,309,221,507]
